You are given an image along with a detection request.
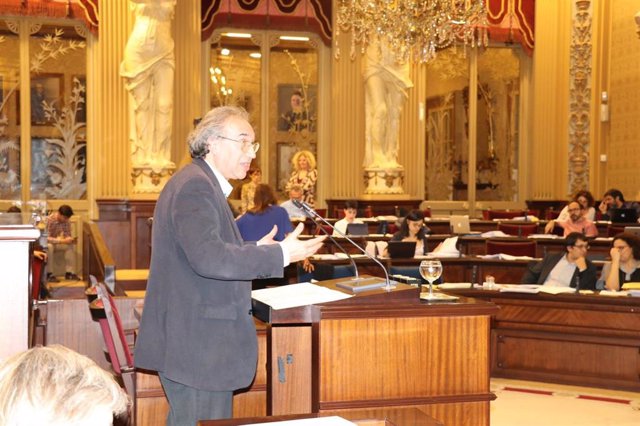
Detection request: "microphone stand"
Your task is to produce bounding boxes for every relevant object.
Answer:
[293,200,394,291]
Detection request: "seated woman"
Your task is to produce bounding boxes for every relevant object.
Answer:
[236,183,293,242]
[603,232,640,291]
[557,189,596,222]
[389,209,429,256]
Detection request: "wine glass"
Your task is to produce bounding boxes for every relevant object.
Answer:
[419,260,443,300]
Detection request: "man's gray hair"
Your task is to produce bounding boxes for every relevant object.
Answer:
[0,345,129,425]
[188,106,250,159]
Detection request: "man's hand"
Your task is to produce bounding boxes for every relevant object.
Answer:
[282,223,326,263]
[575,255,587,272]
[609,247,621,264]
[544,220,555,234]
[598,200,609,214]
[257,225,278,246]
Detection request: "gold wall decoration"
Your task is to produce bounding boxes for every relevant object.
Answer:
[568,0,592,194]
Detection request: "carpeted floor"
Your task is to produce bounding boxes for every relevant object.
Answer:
[491,378,640,426]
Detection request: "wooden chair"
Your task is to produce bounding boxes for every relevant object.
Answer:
[486,239,537,257]
[497,222,539,237]
[90,280,136,425]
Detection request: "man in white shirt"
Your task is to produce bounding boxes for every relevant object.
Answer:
[521,232,597,290]
[333,200,363,236]
[280,184,306,219]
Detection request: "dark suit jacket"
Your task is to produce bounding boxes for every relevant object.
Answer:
[521,252,597,290]
[134,159,284,391]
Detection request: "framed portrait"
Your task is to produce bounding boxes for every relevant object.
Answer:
[27,73,64,126]
[72,74,86,124]
[276,84,317,131]
[276,143,298,192]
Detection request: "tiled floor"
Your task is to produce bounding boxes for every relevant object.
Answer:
[491,378,640,426]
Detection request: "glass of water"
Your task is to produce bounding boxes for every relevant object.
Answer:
[419,260,443,300]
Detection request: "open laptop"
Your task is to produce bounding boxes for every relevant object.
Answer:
[610,208,639,223]
[449,215,471,234]
[346,222,368,236]
[387,241,417,258]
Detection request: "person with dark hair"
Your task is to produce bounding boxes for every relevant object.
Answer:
[46,204,78,282]
[390,209,429,256]
[134,106,325,424]
[236,183,293,242]
[602,233,640,291]
[521,232,597,290]
[598,188,640,221]
[333,200,362,236]
[240,167,262,213]
[557,189,596,221]
[6,206,21,213]
[545,201,597,237]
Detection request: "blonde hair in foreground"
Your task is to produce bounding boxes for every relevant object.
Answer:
[0,345,129,426]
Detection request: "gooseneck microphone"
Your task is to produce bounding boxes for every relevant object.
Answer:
[292,199,393,291]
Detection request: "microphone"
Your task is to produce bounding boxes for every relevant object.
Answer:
[292,199,394,291]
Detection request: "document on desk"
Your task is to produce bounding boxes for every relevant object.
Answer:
[252,283,353,310]
[537,286,578,295]
[247,416,357,426]
[499,284,540,294]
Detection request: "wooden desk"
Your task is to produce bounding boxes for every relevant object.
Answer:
[444,288,640,391]
[255,278,498,426]
[199,407,442,425]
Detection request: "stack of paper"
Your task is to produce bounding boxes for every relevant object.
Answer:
[477,253,535,261]
[621,282,640,290]
[252,283,352,310]
[481,230,511,238]
[598,290,629,297]
[427,236,460,258]
[499,284,540,294]
[538,286,577,295]
[528,234,560,239]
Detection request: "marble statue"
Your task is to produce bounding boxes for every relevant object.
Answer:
[120,0,176,168]
[363,37,413,169]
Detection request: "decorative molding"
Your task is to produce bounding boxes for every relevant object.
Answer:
[74,23,89,39]
[28,22,42,35]
[568,0,592,194]
[4,20,19,34]
[635,11,640,38]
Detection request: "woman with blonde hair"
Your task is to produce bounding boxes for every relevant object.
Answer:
[286,150,317,207]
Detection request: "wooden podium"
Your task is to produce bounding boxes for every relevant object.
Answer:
[253,278,498,426]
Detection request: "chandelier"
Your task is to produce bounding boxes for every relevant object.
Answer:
[336,0,489,64]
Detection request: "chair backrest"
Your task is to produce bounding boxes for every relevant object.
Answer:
[91,280,135,423]
[484,209,526,220]
[31,256,44,300]
[422,208,432,218]
[608,225,625,237]
[545,209,561,220]
[315,208,327,218]
[486,239,537,257]
[497,222,539,237]
[315,224,333,236]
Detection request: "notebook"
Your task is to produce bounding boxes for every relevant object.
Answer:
[610,208,639,223]
[449,215,471,234]
[387,241,417,258]
[346,222,368,236]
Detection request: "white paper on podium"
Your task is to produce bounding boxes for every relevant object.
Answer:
[247,416,357,426]
[251,283,353,310]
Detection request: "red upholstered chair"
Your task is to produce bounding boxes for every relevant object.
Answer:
[497,222,539,237]
[90,280,136,424]
[484,209,526,220]
[486,239,537,257]
[363,205,374,218]
[315,208,327,218]
[545,209,561,220]
[387,223,399,235]
[422,208,432,218]
[315,224,333,236]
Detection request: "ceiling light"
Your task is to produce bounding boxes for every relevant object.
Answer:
[279,36,309,42]
[223,32,252,38]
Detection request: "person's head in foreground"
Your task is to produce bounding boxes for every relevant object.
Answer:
[0,345,129,426]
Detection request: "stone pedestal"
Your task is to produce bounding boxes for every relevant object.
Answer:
[131,164,175,194]
[363,167,405,195]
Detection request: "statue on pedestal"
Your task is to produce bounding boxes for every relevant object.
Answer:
[363,37,413,194]
[120,0,176,180]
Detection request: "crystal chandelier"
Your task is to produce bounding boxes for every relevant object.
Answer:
[336,0,489,63]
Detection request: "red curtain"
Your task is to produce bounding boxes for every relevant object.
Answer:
[202,0,332,44]
[0,0,99,34]
[487,0,535,54]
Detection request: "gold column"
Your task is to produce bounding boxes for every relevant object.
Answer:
[530,0,572,200]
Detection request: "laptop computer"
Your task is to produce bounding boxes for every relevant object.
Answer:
[610,208,639,223]
[346,222,368,236]
[449,215,471,234]
[387,241,417,258]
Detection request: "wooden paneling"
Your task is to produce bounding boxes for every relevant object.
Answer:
[269,326,312,415]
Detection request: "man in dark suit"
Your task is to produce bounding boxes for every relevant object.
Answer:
[521,232,597,290]
[134,106,325,425]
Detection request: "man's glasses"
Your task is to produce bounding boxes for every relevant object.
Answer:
[573,243,589,249]
[217,135,260,154]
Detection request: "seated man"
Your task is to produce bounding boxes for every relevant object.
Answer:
[521,232,597,290]
[544,201,597,237]
[598,188,640,221]
[280,184,306,219]
[47,204,79,282]
[333,200,363,236]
